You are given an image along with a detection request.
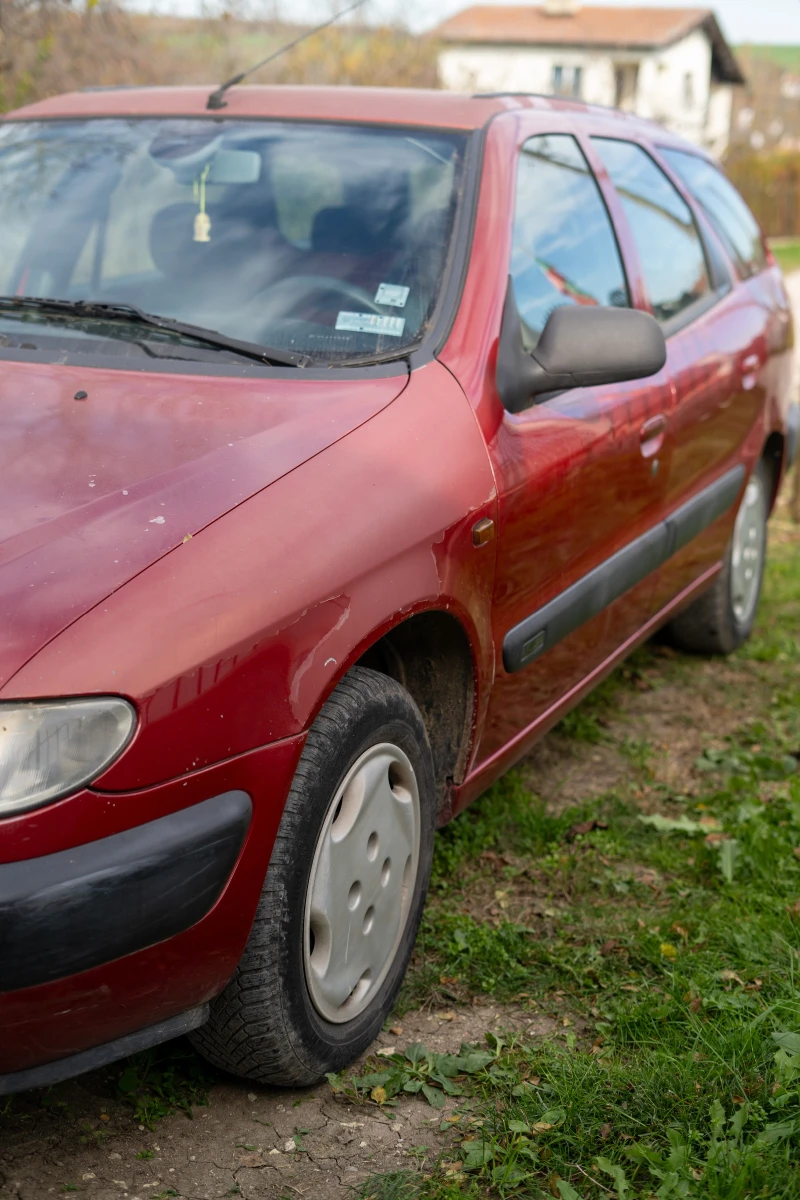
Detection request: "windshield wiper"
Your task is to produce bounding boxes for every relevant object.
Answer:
[0,297,310,368]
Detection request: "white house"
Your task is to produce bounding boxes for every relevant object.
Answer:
[435,2,744,157]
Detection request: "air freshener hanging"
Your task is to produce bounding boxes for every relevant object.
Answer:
[193,162,212,243]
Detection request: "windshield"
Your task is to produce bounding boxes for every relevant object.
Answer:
[0,118,468,366]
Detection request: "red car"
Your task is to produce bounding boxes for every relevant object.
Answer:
[0,85,795,1093]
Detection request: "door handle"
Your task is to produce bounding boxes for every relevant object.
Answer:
[639,414,666,458]
[740,352,762,391]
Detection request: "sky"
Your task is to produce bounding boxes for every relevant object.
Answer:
[121,0,800,43]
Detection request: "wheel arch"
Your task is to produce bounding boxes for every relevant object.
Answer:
[355,609,476,814]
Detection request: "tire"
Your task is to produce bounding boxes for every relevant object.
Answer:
[666,460,769,656]
[191,665,435,1085]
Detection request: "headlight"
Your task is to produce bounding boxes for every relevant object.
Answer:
[0,697,136,817]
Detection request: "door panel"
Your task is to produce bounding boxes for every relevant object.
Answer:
[650,291,767,608]
[478,375,671,762]
[590,136,764,611]
[476,131,671,765]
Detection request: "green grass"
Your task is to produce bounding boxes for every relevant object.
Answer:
[735,45,800,73]
[770,239,800,276]
[352,531,800,1197]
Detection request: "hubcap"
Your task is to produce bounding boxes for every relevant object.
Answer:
[303,743,420,1024]
[731,475,766,625]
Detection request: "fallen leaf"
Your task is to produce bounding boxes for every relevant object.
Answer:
[284,1139,296,1153]
[371,1086,387,1105]
[438,1011,456,1022]
[704,832,727,846]
[744,978,763,991]
[690,997,702,1012]
[600,939,619,955]
[182,533,192,543]
[720,969,745,987]
[99,1114,111,1123]
[561,1016,572,1027]
[444,1162,464,1176]
[671,923,689,939]
[376,1046,396,1057]
[389,1025,404,1035]
[531,1121,555,1132]
[600,1122,612,1139]
[660,943,678,959]
[239,1153,263,1167]
[566,818,608,842]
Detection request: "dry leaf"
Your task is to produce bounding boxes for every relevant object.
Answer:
[531,1121,555,1132]
[376,1046,396,1057]
[438,1010,456,1022]
[371,1086,387,1105]
[671,923,689,939]
[389,1026,403,1035]
[600,1122,612,1139]
[690,997,702,1012]
[720,969,745,987]
[566,818,609,842]
[600,939,619,955]
[561,1016,572,1027]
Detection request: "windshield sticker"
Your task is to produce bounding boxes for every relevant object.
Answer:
[335,312,406,337]
[374,283,410,308]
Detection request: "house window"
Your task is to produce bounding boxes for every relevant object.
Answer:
[683,72,694,108]
[613,63,639,111]
[551,64,582,97]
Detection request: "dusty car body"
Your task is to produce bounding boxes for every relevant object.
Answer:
[0,85,795,1090]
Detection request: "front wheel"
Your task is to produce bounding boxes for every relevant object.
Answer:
[666,460,769,655]
[191,666,435,1085]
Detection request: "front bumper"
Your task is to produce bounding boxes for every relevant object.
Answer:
[0,733,304,1086]
[0,791,251,993]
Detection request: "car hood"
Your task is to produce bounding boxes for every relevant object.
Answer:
[0,359,407,690]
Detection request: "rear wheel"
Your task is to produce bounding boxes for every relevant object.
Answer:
[191,666,435,1085]
[666,460,769,655]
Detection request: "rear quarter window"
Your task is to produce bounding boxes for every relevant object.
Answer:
[660,148,768,278]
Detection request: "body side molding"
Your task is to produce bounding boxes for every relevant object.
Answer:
[503,465,746,673]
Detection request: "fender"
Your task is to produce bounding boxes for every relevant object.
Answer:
[5,361,498,792]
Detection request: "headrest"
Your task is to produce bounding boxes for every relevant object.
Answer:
[149,203,210,277]
[311,206,376,256]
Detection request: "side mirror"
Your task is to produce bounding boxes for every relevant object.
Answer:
[496,278,667,413]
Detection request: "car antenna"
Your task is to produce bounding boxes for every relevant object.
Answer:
[207,0,367,110]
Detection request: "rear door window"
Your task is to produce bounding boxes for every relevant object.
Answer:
[511,133,629,350]
[659,148,767,278]
[592,138,711,324]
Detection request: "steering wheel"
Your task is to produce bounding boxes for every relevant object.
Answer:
[257,274,386,327]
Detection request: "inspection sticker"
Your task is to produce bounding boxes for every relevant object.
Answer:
[335,312,406,337]
[374,283,410,308]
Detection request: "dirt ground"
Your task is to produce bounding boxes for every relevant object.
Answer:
[0,1003,561,1200]
[2,274,799,1200]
